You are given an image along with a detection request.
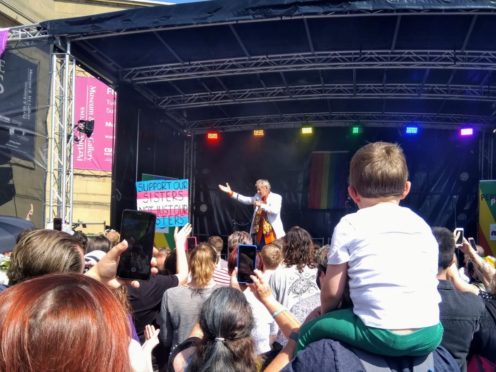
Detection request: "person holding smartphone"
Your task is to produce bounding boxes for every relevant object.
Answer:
[219,179,285,246]
[127,224,191,370]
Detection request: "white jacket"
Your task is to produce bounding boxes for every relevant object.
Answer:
[234,191,285,239]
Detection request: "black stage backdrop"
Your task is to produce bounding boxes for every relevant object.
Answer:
[111,85,185,229]
[191,128,478,242]
[112,103,479,242]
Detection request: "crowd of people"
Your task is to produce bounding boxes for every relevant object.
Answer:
[0,141,496,371]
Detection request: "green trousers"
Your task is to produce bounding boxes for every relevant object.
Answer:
[297,308,443,357]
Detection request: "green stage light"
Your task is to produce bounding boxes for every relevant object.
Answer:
[351,125,362,135]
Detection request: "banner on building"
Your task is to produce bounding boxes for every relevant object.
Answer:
[74,76,116,171]
[479,180,496,255]
[0,42,49,162]
[0,40,51,224]
[136,179,189,229]
[0,29,8,58]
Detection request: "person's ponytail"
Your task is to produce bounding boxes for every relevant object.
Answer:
[189,288,257,372]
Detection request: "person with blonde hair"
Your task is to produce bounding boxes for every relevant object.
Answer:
[159,242,219,353]
[260,243,283,279]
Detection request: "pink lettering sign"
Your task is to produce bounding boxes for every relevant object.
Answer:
[74,76,116,171]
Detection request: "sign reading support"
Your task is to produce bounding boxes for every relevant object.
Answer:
[136,179,189,228]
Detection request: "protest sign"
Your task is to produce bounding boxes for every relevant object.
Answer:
[136,178,189,228]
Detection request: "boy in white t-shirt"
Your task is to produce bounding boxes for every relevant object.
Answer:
[297,142,443,356]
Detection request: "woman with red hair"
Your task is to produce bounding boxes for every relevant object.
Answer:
[0,273,132,372]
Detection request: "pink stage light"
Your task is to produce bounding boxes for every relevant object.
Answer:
[459,127,474,137]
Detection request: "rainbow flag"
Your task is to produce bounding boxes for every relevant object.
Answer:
[308,151,349,209]
[478,180,496,256]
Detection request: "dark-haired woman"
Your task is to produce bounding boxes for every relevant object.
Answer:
[169,287,258,372]
[269,226,319,311]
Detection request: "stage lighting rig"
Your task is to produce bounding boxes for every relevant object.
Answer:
[405,126,419,135]
[253,129,265,137]
[459,127,474,137]
[206,130,220,142]
[301,126,313,135]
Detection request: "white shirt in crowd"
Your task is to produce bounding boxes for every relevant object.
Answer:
[328,203,441,329]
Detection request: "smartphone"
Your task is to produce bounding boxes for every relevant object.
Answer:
[186,236,197,251]
[53,217,62,231]
[237,244,257,284]
[117,209,156,280]
[454,227,464,246]
[468,237,477,251]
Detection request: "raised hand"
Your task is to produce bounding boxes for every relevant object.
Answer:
[25,203,34,221]
[218,183,232,194]
[230,267,241,291]
[85,240,158,289]
[174,223,192,248]
[248,269,273,304]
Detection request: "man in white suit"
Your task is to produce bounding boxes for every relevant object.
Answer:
[219,179,285,246]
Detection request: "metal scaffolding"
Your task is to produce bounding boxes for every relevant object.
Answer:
[179,111,493,133]
[7,24,49,41]
[47,45,76,226]
[8,26,76,227]
[121,50,496,84]
[5,12,496,227]
[183,134,196,222]
[158,83,496,110]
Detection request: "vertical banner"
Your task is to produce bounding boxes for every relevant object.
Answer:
[0,29,8,58]
[136,179,189,230]
[0,41,51,223]
[308,151,349,209]
[0,44,43,161]
[479,180,496,255]
[74,76,116,171]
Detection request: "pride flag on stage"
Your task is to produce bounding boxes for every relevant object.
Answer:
[308,151,349,210]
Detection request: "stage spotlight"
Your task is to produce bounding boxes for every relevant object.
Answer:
[301,126,313,135]
[459,127,474,137]
[253,129,264,137]
[351,125,362,135]
[206,131,219,141]
[77,120,95,138]
[405,126,419,135]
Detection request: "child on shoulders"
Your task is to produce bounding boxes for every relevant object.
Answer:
[297,142,442,356]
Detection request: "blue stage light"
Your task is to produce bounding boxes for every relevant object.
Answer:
[405,126,418,135]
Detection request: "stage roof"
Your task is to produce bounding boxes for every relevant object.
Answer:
[37,0,496,134]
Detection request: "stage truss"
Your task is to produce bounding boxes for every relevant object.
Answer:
[7,12,496,225]
[48,46,76,227]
